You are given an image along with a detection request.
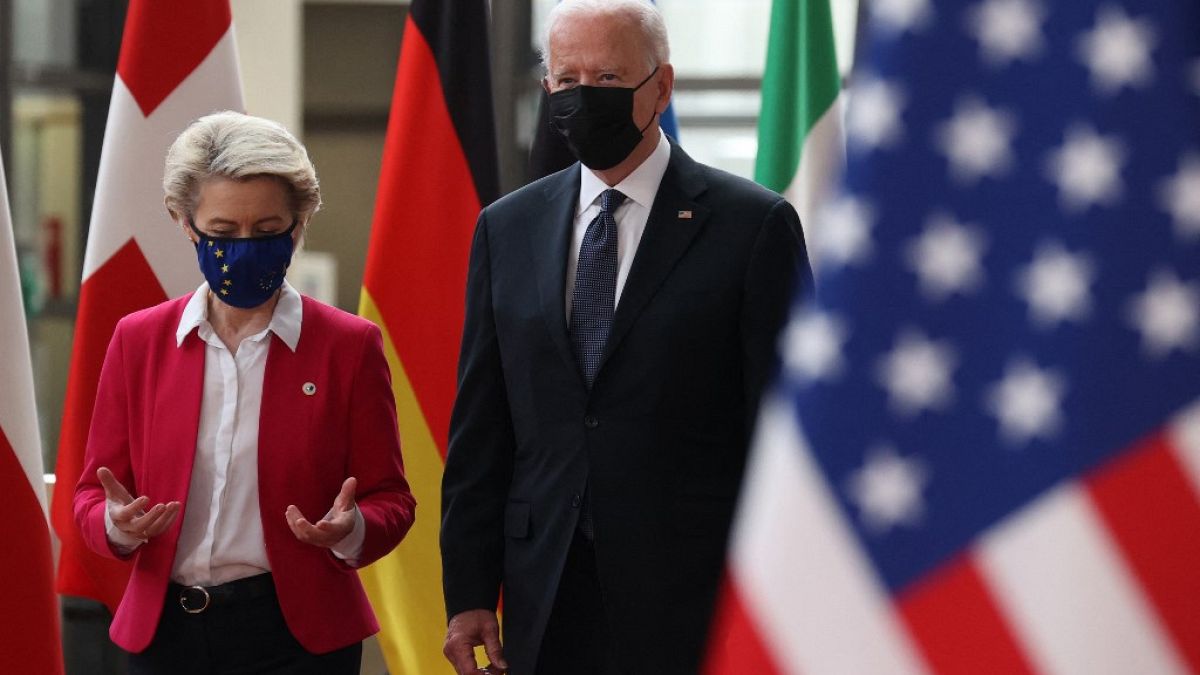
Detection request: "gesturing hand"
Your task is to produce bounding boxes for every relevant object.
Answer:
[98,466,181,543]
[444,609,507,675]
[285,477,358,548]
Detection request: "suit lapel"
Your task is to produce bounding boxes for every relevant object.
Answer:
[530,164,585,378]
[599,145,710,372]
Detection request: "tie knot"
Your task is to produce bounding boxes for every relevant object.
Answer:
[600,189,627,215]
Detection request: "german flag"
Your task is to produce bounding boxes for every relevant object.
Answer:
[356,2,498,673]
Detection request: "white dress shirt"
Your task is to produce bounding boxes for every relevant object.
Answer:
[565,129,672,320]
[106,281,364,586]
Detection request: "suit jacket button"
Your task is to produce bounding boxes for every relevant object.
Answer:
[584,415,598,429]
[571,494,582,508]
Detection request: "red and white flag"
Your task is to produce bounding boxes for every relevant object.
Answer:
[50,0,242,609]
[0,150,63,673]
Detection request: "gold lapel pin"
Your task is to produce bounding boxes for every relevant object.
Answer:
[678,210,693,219]
[302,382,317,396]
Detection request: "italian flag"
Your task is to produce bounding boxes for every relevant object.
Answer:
[355,1,498,673]
[754,0,844,259]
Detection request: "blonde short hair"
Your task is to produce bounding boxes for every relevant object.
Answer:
[163,111,321,223]
[540,0,670,73]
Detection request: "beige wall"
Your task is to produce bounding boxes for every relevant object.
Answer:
[231,1,404,313]
[231,0,304,134]
[301,3,404,312]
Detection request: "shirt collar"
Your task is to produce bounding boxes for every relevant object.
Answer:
[578,128,671,215]
[175,280,303,352]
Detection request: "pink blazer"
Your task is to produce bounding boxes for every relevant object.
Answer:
[74,293,416,654]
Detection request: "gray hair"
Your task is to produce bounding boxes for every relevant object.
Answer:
[539,0,670,73]
[163,111,321,224]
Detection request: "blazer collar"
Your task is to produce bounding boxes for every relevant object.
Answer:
[175,281,303,352]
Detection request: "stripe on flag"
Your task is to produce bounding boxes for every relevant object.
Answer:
[896,555,1034,675]
[976,484,1188,675]
[0,147,63,673]
[355,1,498,673]
[719,399,929,675]
[1086,434,1200,672]
[51,0,242,610]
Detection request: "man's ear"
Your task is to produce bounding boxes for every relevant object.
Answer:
[656,64,675,112]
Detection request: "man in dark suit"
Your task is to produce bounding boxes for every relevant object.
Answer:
[440,1,811,673]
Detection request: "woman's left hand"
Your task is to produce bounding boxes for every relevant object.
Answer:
[285,477,357,548]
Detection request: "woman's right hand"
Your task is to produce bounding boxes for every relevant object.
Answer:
[97,467,181,543]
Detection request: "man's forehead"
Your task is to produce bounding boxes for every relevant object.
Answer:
[548,18,645,70]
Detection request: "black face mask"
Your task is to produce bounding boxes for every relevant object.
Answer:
[548,67,659,170]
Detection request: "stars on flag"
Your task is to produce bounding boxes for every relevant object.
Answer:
[1127,269,1200,359]
[1014,242,1095,328]
[817,195,874,268]
[985,358,1066,445]
[934,96,1018,183]
[873,0,933,35]
[905,212,987,301]
[965,0,1046,67]
[1075,5,1157,95]
[782,311,848,384]
[221,264,230,273]
[847,76,906,153]
[214,248,225,259]
[1044,124,1125,212]
[1157,153,1200,239]
[787,0,1200,572]
[876,329,958,417]
[846,444,929,533]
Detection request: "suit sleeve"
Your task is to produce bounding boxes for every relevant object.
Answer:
[346,322,416,567]
[741,198,811,432]
[73,320,135,560]
[440,210,516,620]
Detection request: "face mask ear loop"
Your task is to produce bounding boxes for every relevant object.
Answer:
[637,110,660,136]
[634,66,660,91]
[633,66,662,136]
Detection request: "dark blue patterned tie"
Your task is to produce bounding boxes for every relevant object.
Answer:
[570,188,626,388]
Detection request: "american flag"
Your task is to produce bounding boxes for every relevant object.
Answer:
[707,0,1200,673]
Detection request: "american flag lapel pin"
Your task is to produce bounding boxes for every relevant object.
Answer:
[678,210,693,219]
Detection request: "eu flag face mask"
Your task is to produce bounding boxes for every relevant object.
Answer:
[190,219,297,309]
[548,67,660,170]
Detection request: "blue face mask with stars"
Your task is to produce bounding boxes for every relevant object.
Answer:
[190,219,298,309]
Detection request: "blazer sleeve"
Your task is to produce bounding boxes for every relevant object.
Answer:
[440,210,516,619]
[741,197,811,432]
[346,322,417,567]
[73,320,136,560]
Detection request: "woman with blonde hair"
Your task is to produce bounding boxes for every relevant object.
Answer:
[74,111,415,675]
